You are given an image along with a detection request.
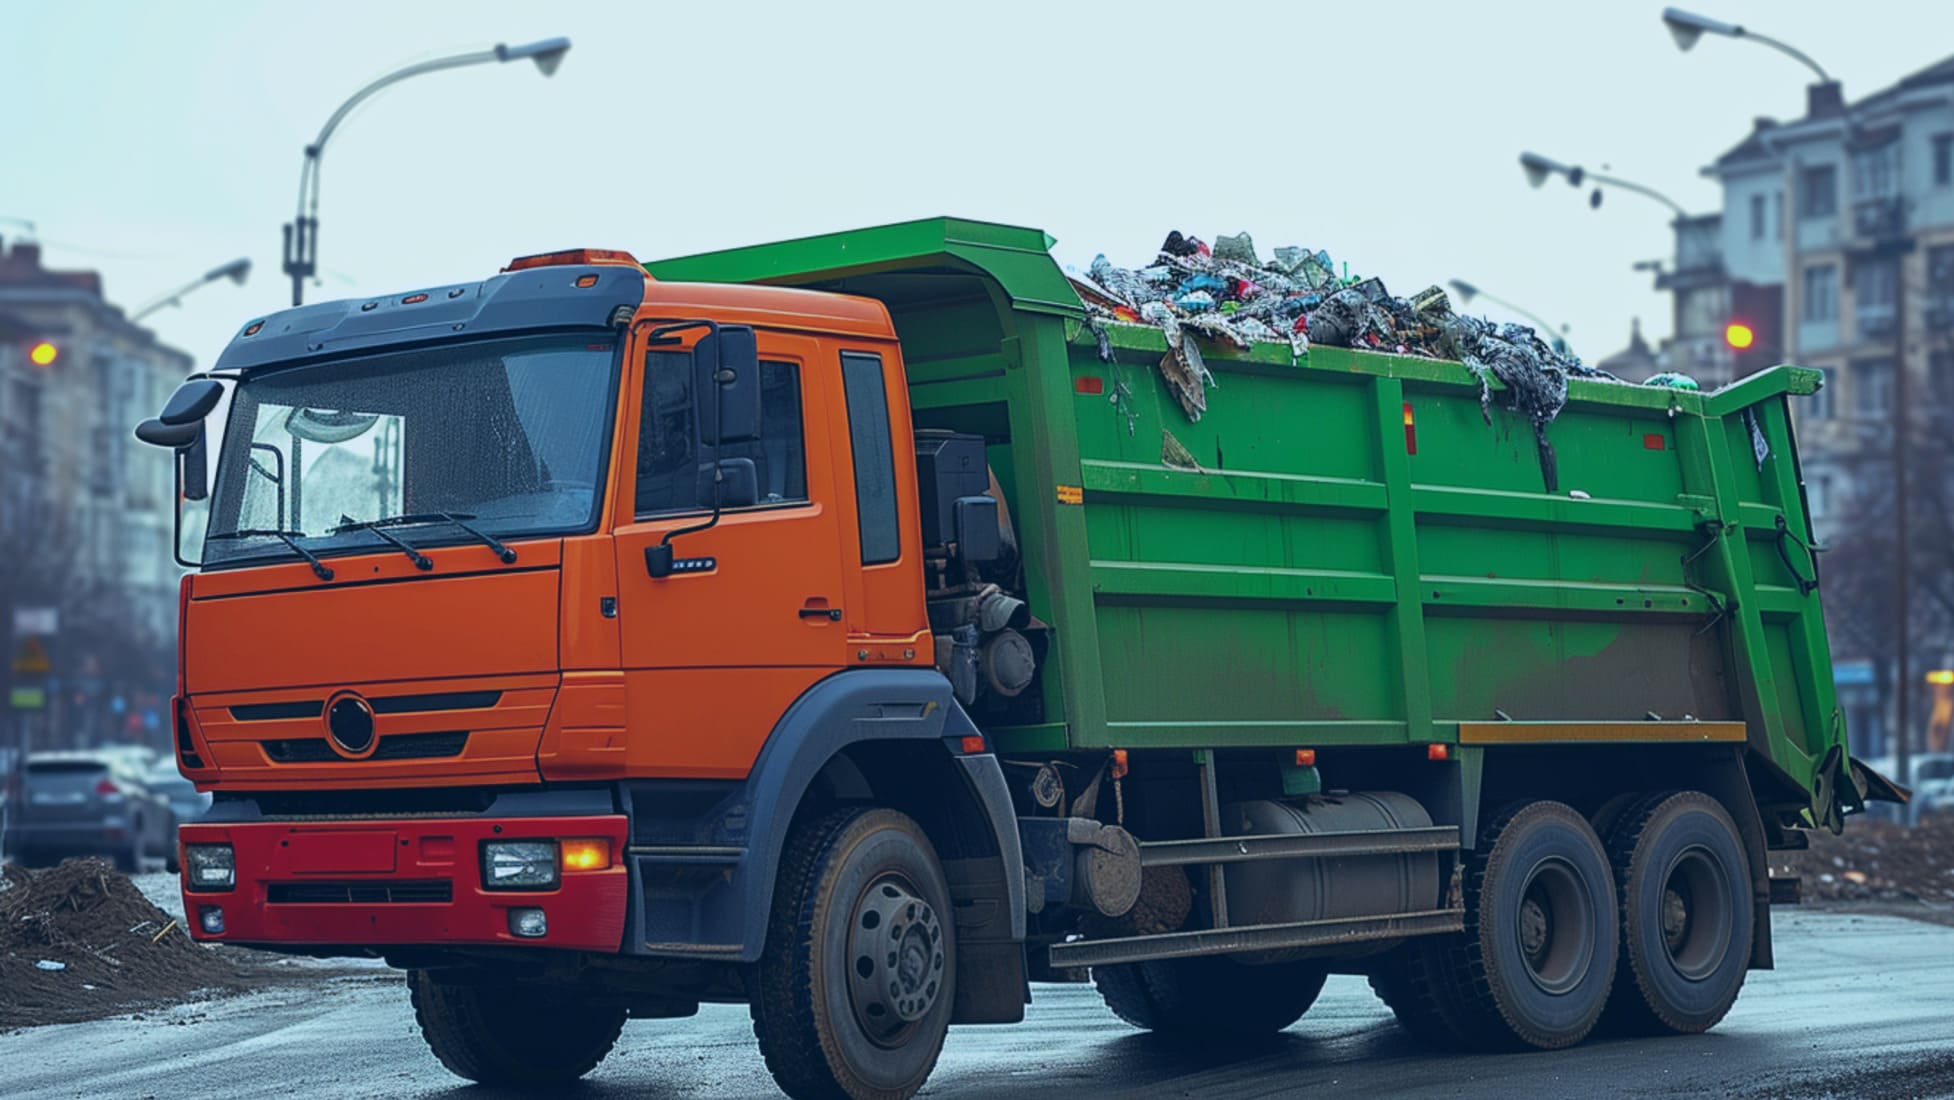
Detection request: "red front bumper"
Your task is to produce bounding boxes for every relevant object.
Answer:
[179,815,629,953]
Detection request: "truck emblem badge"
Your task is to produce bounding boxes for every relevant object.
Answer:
[326,693,377,756]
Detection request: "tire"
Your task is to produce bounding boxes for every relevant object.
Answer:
[1430,800,1618,1050]
[1602,790,1752,1035]
[751,807,956,1100]
[1095,956,1328,1039]
[409,970,626,1086]
[115,826,142,873]
[1368,940,1472,1046]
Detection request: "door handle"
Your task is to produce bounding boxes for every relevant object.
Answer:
[799,599,843,622]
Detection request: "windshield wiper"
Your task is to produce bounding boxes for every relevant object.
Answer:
[208,529,334,581]
[332,515,434,571]
[336,512,518,564]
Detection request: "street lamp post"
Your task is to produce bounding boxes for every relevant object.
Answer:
[282,37,572,308]
[1661,8,1916,791]
[1448,279,1574,356]
[1518,152,1690,217]
[130,258,252,322]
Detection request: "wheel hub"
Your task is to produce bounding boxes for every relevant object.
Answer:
[1515,856,1593,996]
[1660,846,1732,981]
[846,877,946,1044]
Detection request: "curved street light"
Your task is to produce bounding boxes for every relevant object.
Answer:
[1518,152,1690,217]
[1448,279,1574,355]
[130,258,252,322]
[283,37,572,307]
[1660,7,1831,83]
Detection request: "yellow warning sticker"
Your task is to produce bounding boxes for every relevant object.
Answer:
[1055,485,1084,505]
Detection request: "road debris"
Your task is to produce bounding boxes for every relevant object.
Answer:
[0,858,253,1028]
[1775,814,1954,923]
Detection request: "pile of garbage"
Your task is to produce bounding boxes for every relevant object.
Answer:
[1778,814,1954,921]
[1074,230,1618,488]
[0,858,252,1028]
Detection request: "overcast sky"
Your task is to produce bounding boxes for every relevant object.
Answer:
[6,1,1952,372]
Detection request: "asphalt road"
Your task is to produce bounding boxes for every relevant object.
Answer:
[2,908,1951,1099]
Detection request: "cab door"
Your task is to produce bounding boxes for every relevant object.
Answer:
[612,329,846,777]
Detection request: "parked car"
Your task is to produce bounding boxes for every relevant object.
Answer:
[6,752,171,870]
[144,765,211,863]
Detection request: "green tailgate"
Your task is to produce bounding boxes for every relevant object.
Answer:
[646,218,1847,815]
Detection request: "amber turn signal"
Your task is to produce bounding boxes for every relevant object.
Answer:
[559,838,612,872]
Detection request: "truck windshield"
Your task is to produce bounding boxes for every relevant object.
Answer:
[203,333,617,568]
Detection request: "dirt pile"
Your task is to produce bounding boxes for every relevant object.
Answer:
[1774,815,1954,911]
[0,858,255,1028]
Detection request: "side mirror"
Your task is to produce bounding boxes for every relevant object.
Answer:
[159,379,224,426]
[694,326,760,445]
[953,495,1001,563]
[135,417,201,448]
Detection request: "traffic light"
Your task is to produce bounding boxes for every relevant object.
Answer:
[1723,322,1755,351]
[28,340,58,366]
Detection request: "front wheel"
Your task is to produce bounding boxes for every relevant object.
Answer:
[752,807,955,1100]
[409,971,626,1086]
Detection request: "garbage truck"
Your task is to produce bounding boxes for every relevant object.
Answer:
[143,218,1901,1099]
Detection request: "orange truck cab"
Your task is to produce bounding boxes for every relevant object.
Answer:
[146,245,1027,1098]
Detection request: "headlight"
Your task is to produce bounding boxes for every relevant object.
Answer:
[483,840,558,890]
[185,844,235,890]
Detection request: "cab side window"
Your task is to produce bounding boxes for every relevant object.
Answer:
[636,352,806,516]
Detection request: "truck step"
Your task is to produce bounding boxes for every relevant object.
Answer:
[1138,826,1460,868]
[1046,907,1465,969]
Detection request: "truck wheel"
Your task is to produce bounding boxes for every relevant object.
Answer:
[1094,956,1327,1039]
[1368,940,1471,1047]
[409,971,626,1086]
[1602,790,1752,1034]
[751,807,955,1100]
[1436,800,1618,1050]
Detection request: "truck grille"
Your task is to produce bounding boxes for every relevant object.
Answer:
[267,880,454,904]
[262,731,470,763]
[232,690,501,722]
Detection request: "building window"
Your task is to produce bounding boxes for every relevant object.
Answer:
[1678,284,1731,338]
[1852,358,1896,417]
[1799,165,1837,219]
[1854,259,1898,338]
[1773,191,1784,240]
[1749,194,1766,240]
[1935,133,1953,187]
[1851,141,1902,200]
[1929,246,1954,332]
[1803,264,1839,322]
[1932,350,1954,413]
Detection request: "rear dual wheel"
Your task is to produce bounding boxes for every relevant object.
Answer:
[1094,956,1329,1040]
[1374,799,1618,1050]
[1602,791,1752,1034]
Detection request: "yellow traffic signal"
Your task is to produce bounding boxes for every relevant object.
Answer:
[1723,323,1755,351]
[28,341,58,366]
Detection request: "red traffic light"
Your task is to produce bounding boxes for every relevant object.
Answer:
[28,341,58,366]
[1724,322,1755,351]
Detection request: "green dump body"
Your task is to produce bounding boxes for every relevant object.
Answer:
[646,217,1849,823]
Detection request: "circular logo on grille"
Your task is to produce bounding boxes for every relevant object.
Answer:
[326,694,376,756]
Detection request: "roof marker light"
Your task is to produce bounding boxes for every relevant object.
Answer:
[503,248,642,272]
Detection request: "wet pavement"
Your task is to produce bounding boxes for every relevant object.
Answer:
[1,908,1950,1099]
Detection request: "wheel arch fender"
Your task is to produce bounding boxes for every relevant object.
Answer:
[716,669,1025,965]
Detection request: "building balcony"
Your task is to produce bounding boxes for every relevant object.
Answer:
[1846,196,1910,253]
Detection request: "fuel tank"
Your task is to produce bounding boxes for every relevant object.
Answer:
[1221,792,1440,961]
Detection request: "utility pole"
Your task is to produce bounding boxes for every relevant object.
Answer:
[1894,242,1913,798]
